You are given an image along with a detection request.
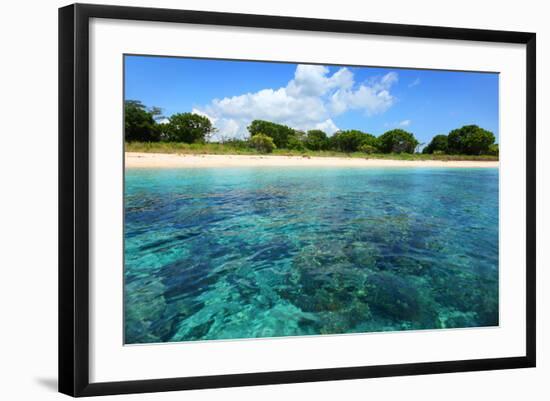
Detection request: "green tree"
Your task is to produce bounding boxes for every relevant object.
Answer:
[303,130,329,151]
[330,130,377,153]
[487,143,499,156]
[247,120,296,148]
[358,143,377,154]
[377,129,419,153]
[249,133,276,153]
[124,100,160,142]
[423,134,448,154]
[447,125,495,155]
[164,113,215,143]
[148,106,165,121]
[286,135,305,151]
[294,130,306,141]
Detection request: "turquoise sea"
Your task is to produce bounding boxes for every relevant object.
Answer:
[124,167,499,344]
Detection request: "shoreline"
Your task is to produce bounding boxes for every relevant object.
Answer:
[125,152,499,169]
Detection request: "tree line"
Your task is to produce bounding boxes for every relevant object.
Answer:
[422,126,498,156]
[125,100,498,156]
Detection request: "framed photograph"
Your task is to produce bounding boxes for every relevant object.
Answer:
[59,3,536,397]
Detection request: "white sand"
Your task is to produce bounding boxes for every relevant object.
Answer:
[125,152,499,169]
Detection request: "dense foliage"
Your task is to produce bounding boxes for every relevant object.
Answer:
[423,134,449,154]
[377,129,419,154]
[330,130,378,153]
[487,144,499,156]
[124,100,497,157]
[124,100,160,142]
[249,133,276,153]
[162,113,215,143]
[247,120,296,148]
[286,135,305,151]
[358,144,377,154]
[303,130,329,151]
[447,125,495,155]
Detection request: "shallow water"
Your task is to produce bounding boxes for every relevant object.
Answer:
[124,167,498,344]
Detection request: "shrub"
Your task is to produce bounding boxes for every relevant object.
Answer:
[331,130,378,153]
[447,125,495,155]
[423,134,448,154]
[124,100,160,142]
[163,113,215,143]
[304,130,329,150]
[248,120,296,148]
[221,138,250,149]
[377,129,419,154]
[286,135,305,151]
[487,143,499,156]
[249,133,276,153]
[358,144,377,154]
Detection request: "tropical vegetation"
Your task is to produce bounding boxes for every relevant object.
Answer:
[124,100,498,159]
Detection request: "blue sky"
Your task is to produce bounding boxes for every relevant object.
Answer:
[125,55,499,145]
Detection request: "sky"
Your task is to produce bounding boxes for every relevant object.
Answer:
[124,55,499,145]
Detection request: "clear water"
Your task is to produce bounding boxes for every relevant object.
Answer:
[124,167,499,344]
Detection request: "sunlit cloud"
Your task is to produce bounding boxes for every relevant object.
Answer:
[194,65,399,140]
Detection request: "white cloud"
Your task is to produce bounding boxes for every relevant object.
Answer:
[384,119,412,128]
[380,71,399,88]
[329,82,396,116]
[194,65,398,139]
[191,108,216,123]
[286,65,354,97]
[315,119,340,135]
[408,77,421,88]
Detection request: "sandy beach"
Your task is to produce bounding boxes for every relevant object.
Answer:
[125,152,499,169]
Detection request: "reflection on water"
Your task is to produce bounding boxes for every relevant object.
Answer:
[124,167,499,344]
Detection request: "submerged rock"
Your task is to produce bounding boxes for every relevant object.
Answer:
[364,271,438,328]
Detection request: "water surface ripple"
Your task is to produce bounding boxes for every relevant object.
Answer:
[124,167,499,344]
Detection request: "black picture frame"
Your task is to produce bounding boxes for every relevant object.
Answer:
[59,3,536,397]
